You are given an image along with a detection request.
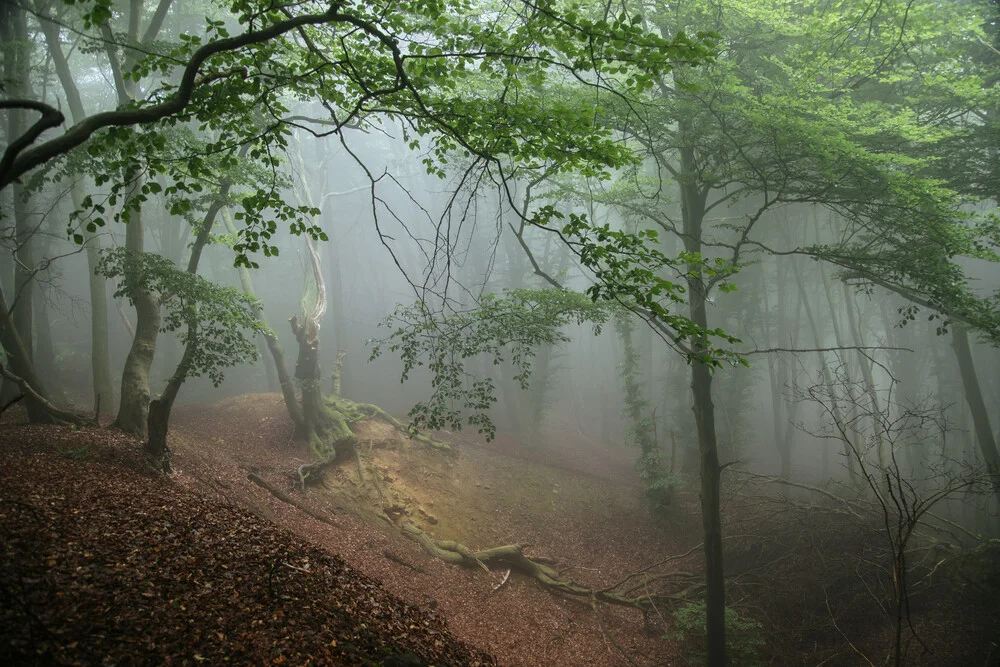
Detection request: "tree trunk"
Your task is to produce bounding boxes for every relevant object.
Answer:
[794,260,843,481]
[2,1,36,376]
[83,197,115,415]
[114,211,160,438]
[819,263,863,489]
[842,283,887,469]
[679,141,727,667]
[0,285,56,422]
[40,6,114,415]
[144,180,235,468]
[108,0,169,438]
[33,285,56,383]
[0,245,17,405]
[951,326,1000,494]
[223,209,304,431]
[146,336,194,471]
[618,315,669,507]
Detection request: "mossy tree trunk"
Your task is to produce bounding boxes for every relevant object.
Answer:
[290,236,357,471]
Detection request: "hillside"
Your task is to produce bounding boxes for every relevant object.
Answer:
[3,394,997,666]
[0,421,494,666]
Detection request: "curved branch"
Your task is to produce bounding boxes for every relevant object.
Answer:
[0,3,345,189]
[0,100,65,183]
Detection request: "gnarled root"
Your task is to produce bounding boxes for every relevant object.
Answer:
[397,520,701,613]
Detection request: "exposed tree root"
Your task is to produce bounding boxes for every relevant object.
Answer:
[248,472,341,528]
[342,400,450,451]
[253,446,703,627]
[397,520,702,612]
[292,398,450,490]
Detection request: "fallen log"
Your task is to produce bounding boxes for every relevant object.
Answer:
[0,363,94,427]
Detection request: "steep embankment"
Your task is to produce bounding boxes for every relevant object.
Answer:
[0,422,494,666]
[2,394,699,666]
[167,393,698,666]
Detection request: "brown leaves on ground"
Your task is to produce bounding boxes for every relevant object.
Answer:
[0,424,495,666]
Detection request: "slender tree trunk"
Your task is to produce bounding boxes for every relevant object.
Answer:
[525,343,555,447]
[618,315,669,506]
[33,286,55,382]
[0,243,17,405]
[223,210,304,432]
[678,141,727,667]
[2,1,36,374]
[794,261,843,481]
[951,326,1000,495]
[0,8,46,417]
[145,337,194,469]
[258,336,280,392]
[145,177,235,467]
[842,283,887,469]
[81,188,115,414]
[39,5,114,415]
[0,286,56,422]
[819,264,862,489]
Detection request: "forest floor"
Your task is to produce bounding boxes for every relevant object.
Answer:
[165,394,700,666]
[2,393,997,666]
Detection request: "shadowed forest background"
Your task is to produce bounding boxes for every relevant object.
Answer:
[1,0,999,664]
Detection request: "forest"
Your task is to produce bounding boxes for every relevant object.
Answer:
[1,0,998,664]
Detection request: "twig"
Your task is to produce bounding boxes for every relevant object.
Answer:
[282,561,312,573]
[824,586,876,667]
[590,595,641,667]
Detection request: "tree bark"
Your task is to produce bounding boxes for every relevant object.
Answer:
[83,200,115,414]
[2,1,36,375]
[819,263,862,489]
[110,0,172,437]
[39,3,114,415]
[678,141,727,667]
[223,209,304,431]
[0,285,56,422]
[114,214,160,438]
[951,326,1000,493]
[144,178,233,469]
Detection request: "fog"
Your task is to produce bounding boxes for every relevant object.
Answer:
[3,0,999,663]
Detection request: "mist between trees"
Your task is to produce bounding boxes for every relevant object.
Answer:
[2,0,999,664]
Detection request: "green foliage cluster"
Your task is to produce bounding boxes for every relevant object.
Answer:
[532,206,746,367]
[36,0,718,270]
[369,288,614,439]
[97,248,268,386]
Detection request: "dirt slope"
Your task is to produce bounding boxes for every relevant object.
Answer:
[0,422,494,666]
[168,393,697,666]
